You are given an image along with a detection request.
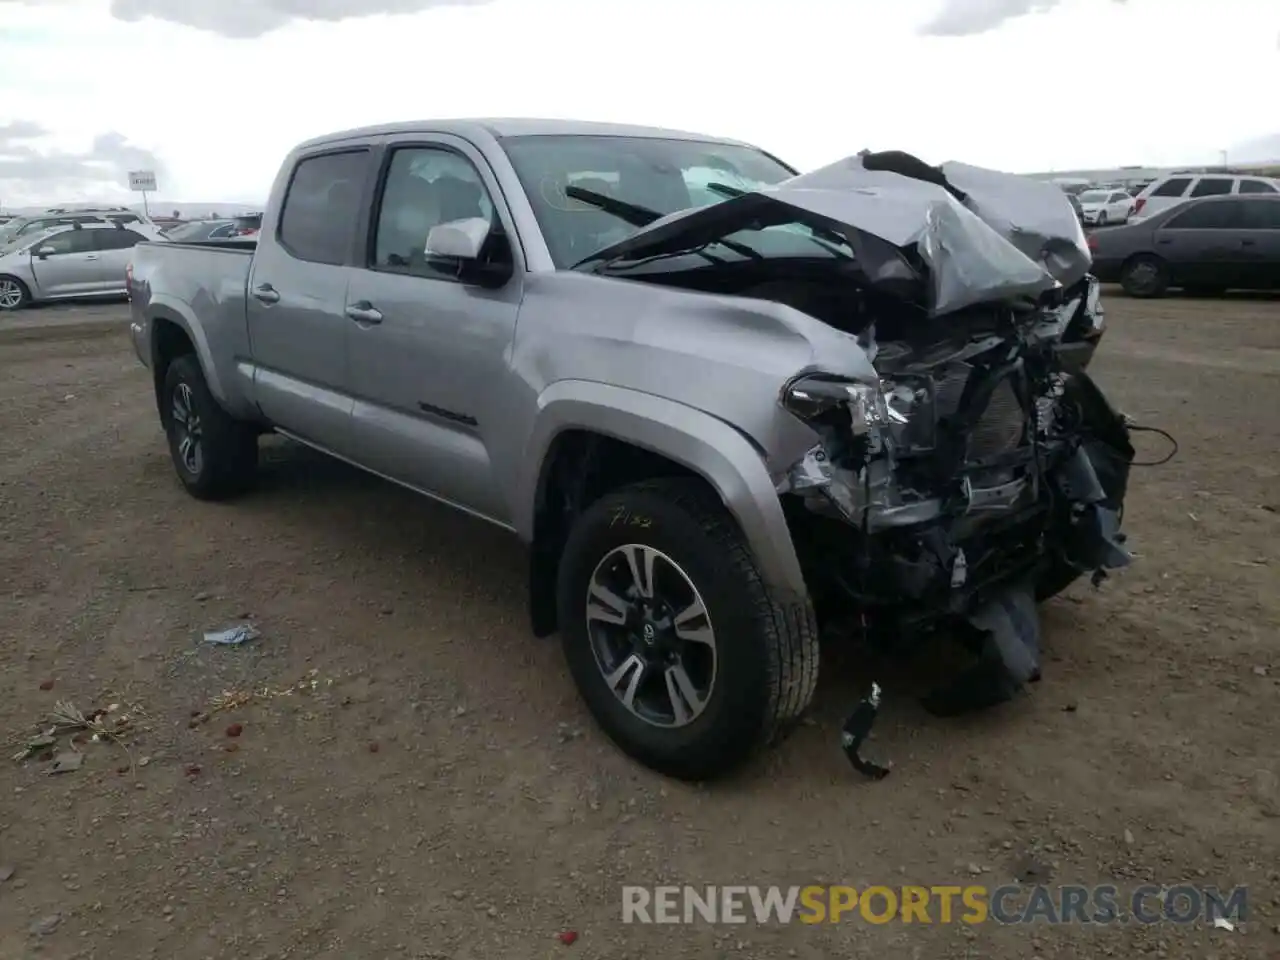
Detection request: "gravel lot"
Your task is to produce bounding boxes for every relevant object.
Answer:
[1,293,1277,960]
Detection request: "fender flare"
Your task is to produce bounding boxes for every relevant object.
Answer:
[146,296,236,410]
[516,379,809,602]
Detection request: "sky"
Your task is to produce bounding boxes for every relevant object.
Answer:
[1,0,1279,207]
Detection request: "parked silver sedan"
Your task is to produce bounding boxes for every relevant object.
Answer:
[0,222,166,311]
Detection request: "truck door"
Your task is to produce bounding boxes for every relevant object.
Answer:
[343,137,522,526]
[245,147,374,455]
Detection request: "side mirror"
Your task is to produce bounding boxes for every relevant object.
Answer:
[424,217,489,260]
[424,217,513,289]
[36,246,56,259]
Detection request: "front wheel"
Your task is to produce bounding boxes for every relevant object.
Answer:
[0,276,31,312]
[162,355,259,500]
[556,478,819,780]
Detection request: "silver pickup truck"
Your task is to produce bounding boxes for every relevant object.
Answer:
[127,120,1135,780]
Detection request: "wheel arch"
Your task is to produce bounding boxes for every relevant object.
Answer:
[519,380,808,637]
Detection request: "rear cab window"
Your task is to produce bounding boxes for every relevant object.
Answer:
[277,150,372,265]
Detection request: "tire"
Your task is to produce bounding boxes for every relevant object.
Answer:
[0,276,31,312]
[161,354,258,500]
[557,477,819,780]
[1120,254,1169,298]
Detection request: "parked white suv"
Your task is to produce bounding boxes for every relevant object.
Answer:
[1132,173,1280,221]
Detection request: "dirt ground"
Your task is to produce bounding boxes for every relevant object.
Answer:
[1,294,1277,960]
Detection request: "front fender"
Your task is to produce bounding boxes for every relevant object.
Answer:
[517,380,809,602]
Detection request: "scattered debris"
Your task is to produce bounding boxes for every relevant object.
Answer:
[1123,828,1136,846]
[1254,666,1269,677]
[11,699,145,773]
[557,931,579,946]
[1212,916,1236,932]
[226,723,243,738]
[0,864,14,883]
[49,752,83,775]
[184,764,202,778]
[203,623,259,646]
[368,742,380,753]
[38,679,54,691]
[840,683,891,779]
[1063,701,1079,712]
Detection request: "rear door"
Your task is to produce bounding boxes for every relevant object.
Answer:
[245,147,374,454]
[91,228,150,292]
[1156,198,1251,289]
[26,228,101,297]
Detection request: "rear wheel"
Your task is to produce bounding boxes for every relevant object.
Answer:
[557,478,819,780]
[162,355,258,500]
[0,276,30,311]
[1120,254,1169,298]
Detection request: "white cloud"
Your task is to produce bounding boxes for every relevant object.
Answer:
[0,0,1278,206]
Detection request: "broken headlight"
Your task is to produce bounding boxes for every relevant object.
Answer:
[781,375,890,437]
[881,376,937,453]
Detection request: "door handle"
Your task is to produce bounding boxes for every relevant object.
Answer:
[84,255,100,260]
[1240,239,1256,247]
[252,283,281,304]
[345,301,383,324]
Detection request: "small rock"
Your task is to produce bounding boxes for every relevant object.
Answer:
[30,914,62,936]
[0,865,14,882]
[967,862,983,876]
[368,742,380,753]
[1253,666,1269,677]
[1124,828,1135,846]
[194,592,211,602]
[487,906,498,917]
[451,889,466,900]
[226,723,243,737]
[38,678,55,691]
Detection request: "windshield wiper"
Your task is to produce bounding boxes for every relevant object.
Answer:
[564,186,662,227]
[705,182,748,199]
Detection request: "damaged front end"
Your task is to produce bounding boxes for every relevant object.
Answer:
[576,150,1141,730]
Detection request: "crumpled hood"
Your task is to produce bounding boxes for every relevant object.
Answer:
[576,152,1092,317]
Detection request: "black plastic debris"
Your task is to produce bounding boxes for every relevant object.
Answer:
[840,682,891,779]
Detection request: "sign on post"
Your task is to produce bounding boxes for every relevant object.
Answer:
[128,170,157,192]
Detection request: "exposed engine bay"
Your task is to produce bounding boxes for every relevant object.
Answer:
[575,150,1149,739]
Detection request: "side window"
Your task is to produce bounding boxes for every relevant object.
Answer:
[94,229,147,250]
[1241,200,1280,230]
[36,230,98,255]
[1190,178,1232,198]
[209,223,236,239]
[1164,199,1241,230]
[1239,179,1278,195]
[371,146,499,279]
[1151,178,1191,198]
[278,149,370,265]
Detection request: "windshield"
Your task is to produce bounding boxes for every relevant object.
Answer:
[501,134,796,267]
[1078,190,1110,203]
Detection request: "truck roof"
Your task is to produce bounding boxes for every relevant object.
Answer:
[297,117,758,152]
